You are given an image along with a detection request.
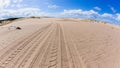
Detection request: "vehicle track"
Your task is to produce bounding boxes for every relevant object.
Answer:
[39,23,59,68]
[16,23,56,68]
[0,23,53,68]
[58,24,70,68]
[0,22,86,68]
[28,23,58,68]
[60,23,86,68]
[31,23,70,68]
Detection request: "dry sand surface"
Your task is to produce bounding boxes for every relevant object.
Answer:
[0,18,120,68]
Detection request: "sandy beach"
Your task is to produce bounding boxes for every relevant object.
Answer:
[0,18,120,68]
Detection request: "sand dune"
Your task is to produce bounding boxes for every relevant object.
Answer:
[0,18,120,68]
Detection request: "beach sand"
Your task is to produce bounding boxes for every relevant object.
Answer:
[0,18,120,68]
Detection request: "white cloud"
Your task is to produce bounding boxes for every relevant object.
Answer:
[60,9,120,24]
[0,7,120,24]
[101,13,113,18]
[11,4,25,8]
[0,8,44,19]
[48,4,59,9]
[109,6,116,13]
[111,7,116,13]
[0,0,23,9]
[94,6,101,11]
[62,9,99,18]
[13,0,23,3]
[63,9,98,15]
[100,13,120,22]
[116,14,120,21]
[0,0,10,9]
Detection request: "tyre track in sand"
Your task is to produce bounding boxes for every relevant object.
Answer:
[29,23,70,68]
[0,23,49,54]
[48,24,59,68]
[38,23,60,68]
[58,24,69,68]
[28,23,58,68]
[60,23,86,68]
[0,21,87,68]
[28,23,82,68]
[16,23,56,68]
[0,23,53,68]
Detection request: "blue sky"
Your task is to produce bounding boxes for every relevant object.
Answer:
[0,0,120,25]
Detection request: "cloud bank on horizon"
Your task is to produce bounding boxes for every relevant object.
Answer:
[0,0,120,24]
